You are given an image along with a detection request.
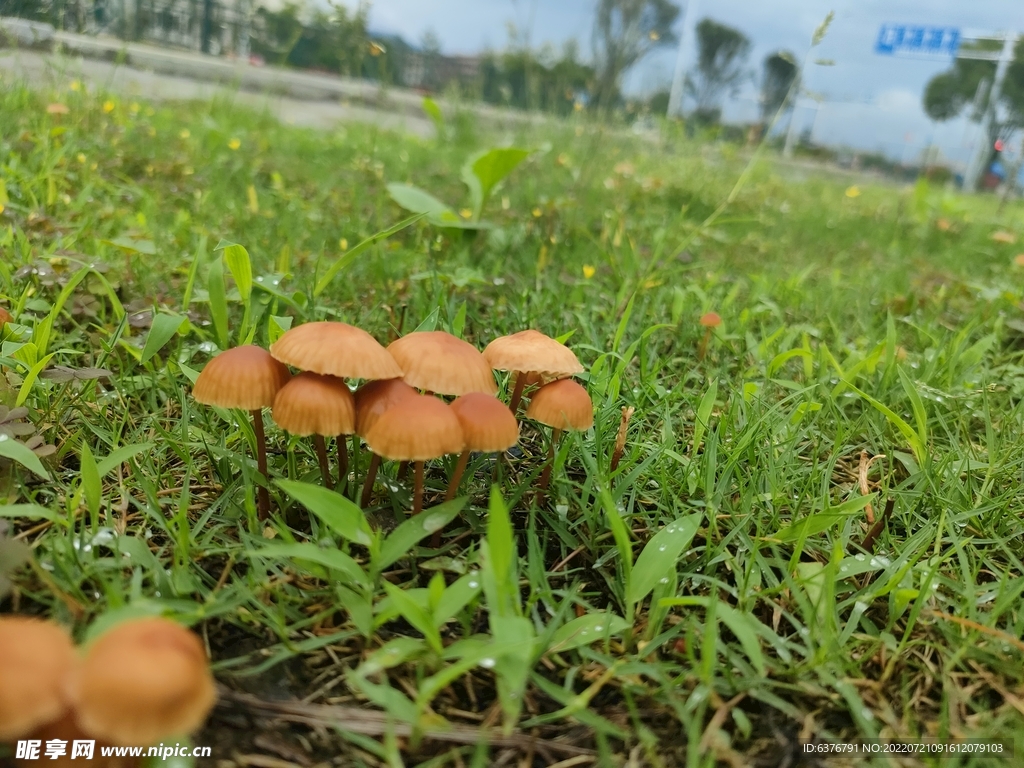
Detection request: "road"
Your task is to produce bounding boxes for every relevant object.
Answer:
[0,46,436,136]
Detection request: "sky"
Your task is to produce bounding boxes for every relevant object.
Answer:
[358,0,1024,169]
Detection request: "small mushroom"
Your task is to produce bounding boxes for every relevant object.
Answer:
[483,330,584,412]
[363,395,464,514]
[272,372,355,490]
[446,393,520,501]
[354,378,418,507]
[0,617,77,742]
[66,618,217,748]
[192,345,291,519]
[271,322,403,497]
[386,331,497,397]
[697,311,721,361]
[525,379,593,503]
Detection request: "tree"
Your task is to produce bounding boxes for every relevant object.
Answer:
[760,51,798,125]
[923,38,1024,168]
[591,0,680,110]
[684,18,751,123]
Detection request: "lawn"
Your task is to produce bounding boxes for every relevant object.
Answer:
[1,77,1023,767]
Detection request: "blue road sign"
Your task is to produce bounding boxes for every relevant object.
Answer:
[875,24,960,57]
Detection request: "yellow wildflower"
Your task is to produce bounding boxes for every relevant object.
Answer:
[228,137,241,150]
[102,100,115,113]
[583,265,596,279]
[844,185,860,198]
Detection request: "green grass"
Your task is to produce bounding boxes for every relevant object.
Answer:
[1,76,1024,767]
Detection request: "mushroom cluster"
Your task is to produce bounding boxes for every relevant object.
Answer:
[0,616,216,767]
[191,323,593,525]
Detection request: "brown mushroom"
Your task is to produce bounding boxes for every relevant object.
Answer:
[272,372,355,490]
[386,331,497,396]
[354,378,418,507]
[0,617,77,742]
[445,393,520,501]
[483,330,583,412]
[271,322,403,497]
[67,618,216,748]
[525,379,593,502]
[697,311,721,361]
[192,345,291,519]
[363,395,464,514]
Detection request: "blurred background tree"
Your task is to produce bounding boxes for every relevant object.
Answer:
[760,50,798,126]
[685,18,751,125]
[591,0,680,110]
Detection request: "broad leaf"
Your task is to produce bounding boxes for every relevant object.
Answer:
[0,436,51,480]
[386,183,453,218]
[378,498,466,571]
[276,479,373,546]
[251,542,369,589]
[463,147,530,218]
[216,242,254,302]
[141,312,185,364]
[548,612,629,654]
[626,513,701,607]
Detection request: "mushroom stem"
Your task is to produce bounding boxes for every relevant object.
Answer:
[251,409,271,520]
[413,460,425,514]
[313,435,333,489]
[445,450,470,501]
[537,428,561,505]
[361,453,381,508]
[350,434,360,501]
[337,434,348,493]
[697,328,712,361]
[397,461,410,481]
[508,371,529,412]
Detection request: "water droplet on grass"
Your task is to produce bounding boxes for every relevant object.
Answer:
[422,513,447,532]
[480,658,495,669]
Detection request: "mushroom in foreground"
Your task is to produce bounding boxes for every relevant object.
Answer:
[0,616,77,742]
[271,322,403,498]
[483,329,584,412]
[67,617,217,748]
[272,372,355,490]
[192,345,291,519]
[354,378,418,507]
[525,378,594,503]
[363,394,464,514]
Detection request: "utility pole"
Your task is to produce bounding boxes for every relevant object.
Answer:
[666,0,698,119]
[962,32,1017,192]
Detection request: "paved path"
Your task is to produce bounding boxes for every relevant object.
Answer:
[0,46,436,136]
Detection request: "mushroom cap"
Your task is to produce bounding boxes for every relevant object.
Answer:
[387,331,497,396]
[67,617,216,747]
[354,378,418,438]
[449,393,519,453]
[272,372,355,437]
[192,346,291,411]
[525,379,594,431]
[270,322,402,380]
[0,306,12,327]
[482,330,584,376]
[0,617,77,740]
[363,395,465,461]
[699,312,722,328]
